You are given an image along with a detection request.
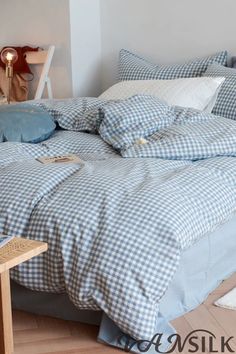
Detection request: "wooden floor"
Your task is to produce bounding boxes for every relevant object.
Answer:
[13,274,236,354]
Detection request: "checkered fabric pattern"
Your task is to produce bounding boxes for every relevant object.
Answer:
[98,98,236,160]
[1,126,236,342]
[203,63,236,120]
[99,95,176,150]
[0,130,118,168]
[32,97,107,132]
[99,95,236,160]
[118,49,228,81]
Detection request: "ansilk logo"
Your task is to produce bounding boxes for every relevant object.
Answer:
[118,330,235,353]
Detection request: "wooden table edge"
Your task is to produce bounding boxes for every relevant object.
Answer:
[0,237,48,274]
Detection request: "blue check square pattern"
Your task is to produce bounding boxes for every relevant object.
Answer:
[203,63,236,120]
[32,97,107,132]
[1,95,236,344]
[118,49,228,81]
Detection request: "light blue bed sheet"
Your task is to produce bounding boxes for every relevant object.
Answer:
[12,213,236,353]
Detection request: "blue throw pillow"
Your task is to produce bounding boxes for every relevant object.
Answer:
[118,49,228,81]
[0,103,56,143]
[203,63,236,120]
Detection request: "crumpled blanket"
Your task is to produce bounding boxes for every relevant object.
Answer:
[98,95,236,160]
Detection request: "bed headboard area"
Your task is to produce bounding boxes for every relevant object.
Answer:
[100,0,236,91]
[1,0,236,97]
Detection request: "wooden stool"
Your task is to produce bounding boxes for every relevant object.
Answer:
[0,237,47,354]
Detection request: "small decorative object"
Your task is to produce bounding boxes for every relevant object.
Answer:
[0,48,18,104]
[135,138,148,145]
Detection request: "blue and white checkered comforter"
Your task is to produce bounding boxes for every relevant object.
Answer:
[1,104,236,342]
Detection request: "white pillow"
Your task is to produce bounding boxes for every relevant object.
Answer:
[99,77,225,112]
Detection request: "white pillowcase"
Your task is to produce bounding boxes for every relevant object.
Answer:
[99,77,225,112]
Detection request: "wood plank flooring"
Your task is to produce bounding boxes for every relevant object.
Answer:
[13,273,236,354]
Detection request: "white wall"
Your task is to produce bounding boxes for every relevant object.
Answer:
[0,0,102,98]
[0,0,73,99]
[1,0,236,98]
[70,0,102,97]
[100,0,236,90]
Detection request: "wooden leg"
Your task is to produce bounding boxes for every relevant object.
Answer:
[0,271,14,354]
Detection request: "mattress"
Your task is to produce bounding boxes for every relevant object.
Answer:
[12,212,236,353]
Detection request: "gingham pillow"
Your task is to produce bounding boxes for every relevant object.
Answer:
[118,49,228,81]
[32,97,107,132]
[203,64,236,120]
[99,94,175,150]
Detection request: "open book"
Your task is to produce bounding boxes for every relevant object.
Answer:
[36,154,83,165]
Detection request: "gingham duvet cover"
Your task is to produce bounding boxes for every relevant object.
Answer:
[1,108,236,342]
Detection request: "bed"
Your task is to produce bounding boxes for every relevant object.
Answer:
[0,123,235,352]
[1,49,236,353]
